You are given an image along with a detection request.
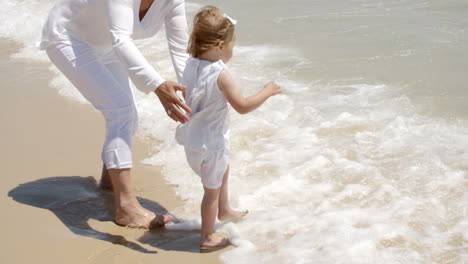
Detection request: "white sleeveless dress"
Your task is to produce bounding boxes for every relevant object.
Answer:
[175,57,230,189]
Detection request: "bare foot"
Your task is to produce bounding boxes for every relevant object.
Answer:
[200,232,230,253]
[115,207,172,229]
[218,209,249,222]
[100,165,113,191]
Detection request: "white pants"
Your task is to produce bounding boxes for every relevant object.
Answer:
[46,40,138,169]
[184,147,229,189]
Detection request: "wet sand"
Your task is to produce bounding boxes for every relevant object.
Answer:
[0,39,227,264]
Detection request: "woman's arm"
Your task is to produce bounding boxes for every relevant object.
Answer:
[165,1,189,83]
[217,70,281,114]
[106,0,191,122]
[106,0,164,94]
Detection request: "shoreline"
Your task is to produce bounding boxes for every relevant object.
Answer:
[0,39,227,263]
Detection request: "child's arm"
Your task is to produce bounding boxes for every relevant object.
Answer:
[218,70,281,114]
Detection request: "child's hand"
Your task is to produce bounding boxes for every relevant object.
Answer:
[263,81,282,97]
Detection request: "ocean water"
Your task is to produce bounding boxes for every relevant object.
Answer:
[2,0,467,263]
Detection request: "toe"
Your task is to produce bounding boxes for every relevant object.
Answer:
[149,214,173,228]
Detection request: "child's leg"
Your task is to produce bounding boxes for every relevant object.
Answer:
[201,187,229,247]
[217,165,249,222]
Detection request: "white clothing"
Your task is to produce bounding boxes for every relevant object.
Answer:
[47,41,137,169]
[184,147,229,189]
[40,0,189,93]
[41,0,189,169]
[175,58,230,188]
[175,58,230,151]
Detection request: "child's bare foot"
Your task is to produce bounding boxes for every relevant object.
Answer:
[115,207,172,229]
[200,232,230,252]
[218,209,249,222]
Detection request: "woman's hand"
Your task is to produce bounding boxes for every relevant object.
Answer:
[154,81,192,123]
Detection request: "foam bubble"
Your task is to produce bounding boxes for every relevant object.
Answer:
[0,0,52,61]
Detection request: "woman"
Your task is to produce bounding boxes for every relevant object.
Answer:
[39,0,192,228]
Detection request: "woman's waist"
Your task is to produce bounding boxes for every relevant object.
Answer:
[40,0,112,49]
[42,23,112,47]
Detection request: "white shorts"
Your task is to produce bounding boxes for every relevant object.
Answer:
[184,147,229,189]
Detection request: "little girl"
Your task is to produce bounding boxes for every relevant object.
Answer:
[175,6,282,251]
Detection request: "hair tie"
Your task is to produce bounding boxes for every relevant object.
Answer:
[223,14,237,25]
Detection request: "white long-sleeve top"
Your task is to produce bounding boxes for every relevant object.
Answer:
[39,0,189,93]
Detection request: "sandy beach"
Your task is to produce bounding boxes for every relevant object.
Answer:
[0,38,227,264]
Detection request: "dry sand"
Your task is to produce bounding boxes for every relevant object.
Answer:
[0,38,229,264]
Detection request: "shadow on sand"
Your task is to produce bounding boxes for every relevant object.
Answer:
[8,176,202,254]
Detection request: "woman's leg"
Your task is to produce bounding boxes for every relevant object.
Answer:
[46,42,170,228]
[100,164,113,190]
[100,59,171,227]
[98,58,137,192]
[109,168,171,228]
[217,165,249,222]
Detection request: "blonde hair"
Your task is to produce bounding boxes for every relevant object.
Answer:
[187,6,236,58]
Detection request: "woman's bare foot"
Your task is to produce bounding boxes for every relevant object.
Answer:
[100,164,113,191]
[105,167,172,228]
[200,232,230,252]
[115,206,172,229]
[218,209,249,222]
